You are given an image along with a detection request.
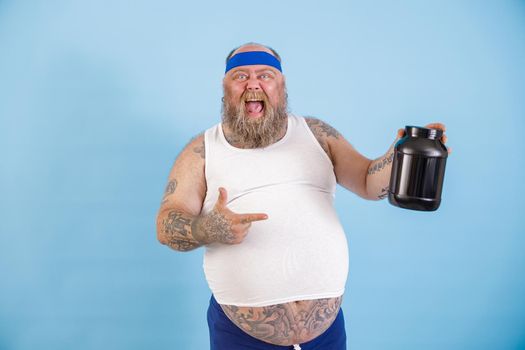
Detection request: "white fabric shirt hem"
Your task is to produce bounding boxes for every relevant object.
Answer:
[213,289,345,307]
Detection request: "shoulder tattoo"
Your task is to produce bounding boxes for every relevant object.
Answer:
[305,117,340,159]
[305,117,341,139]
[192,135,205,159]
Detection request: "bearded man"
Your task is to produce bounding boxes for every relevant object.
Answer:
[156,43,448,350]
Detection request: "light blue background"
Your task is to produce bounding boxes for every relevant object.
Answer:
[1,0,524,349]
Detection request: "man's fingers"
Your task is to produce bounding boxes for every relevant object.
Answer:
[217,187,228,207]
[239,213,269,224]
[425,123,446,131]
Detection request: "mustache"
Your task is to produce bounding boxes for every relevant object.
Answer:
[242,90,268,102]
[238,90,270,110]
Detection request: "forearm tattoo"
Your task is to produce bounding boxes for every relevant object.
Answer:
[378,186,389,200]
[193,210,236,244]
[221,296,343,345]
[161,210,200,251]
[368,151,394,175]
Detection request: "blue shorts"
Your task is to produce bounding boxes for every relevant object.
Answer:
[207,295,347,350]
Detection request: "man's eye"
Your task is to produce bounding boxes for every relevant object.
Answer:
[235,74,247,80]
[259,74,270,79]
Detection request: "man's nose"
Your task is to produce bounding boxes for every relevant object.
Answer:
[246,76,261,91]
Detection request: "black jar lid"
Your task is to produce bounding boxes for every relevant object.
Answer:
[405,126,443,140]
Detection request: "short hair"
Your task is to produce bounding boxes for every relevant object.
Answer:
[225,42,282,64]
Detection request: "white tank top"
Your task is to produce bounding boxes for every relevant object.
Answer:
[202,115,349,307]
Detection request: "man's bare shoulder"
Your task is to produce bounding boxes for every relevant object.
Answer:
[304,117,342,140]
[304,116,343,162]
[168,133,205,175]
[182,132,205,161]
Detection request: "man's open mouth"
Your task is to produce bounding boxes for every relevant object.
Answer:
[245,99,265,114]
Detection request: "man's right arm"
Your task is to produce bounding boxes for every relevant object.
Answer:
[156,134,208,252]
[156,133,269,251]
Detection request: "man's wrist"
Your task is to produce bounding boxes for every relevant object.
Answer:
[191,215,212,245]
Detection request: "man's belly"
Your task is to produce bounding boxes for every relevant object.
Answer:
[219,296,343,346]
[204,189,349,306]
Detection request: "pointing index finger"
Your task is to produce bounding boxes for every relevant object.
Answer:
[239,213,269,223]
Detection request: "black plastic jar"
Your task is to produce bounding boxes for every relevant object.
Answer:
[388,126,448,211]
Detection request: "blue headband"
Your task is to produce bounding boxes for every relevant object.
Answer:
[225,51,282,74]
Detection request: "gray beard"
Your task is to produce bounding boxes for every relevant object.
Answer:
[221,92,288,149]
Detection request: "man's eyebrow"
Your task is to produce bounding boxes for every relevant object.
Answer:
[229,67,277,75]
[255,68,276,74]
[229,68,248,75]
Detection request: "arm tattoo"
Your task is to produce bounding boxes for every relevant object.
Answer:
[378,186,389,199]
[161,210,200,251]
[193,210,236,244]
[368,151,394,175]
[160,207,236,250]
[160,179,177,205]
[164,179,177,195]
[193,140,205,159]
[305,117,341,139]
[305,117,340,159]
[221,297,343,345]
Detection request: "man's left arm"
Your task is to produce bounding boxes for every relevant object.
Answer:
[364,139,399,200]
[306,117,448,201]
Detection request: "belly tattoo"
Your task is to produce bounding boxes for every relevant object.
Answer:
[220,296,342,345]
